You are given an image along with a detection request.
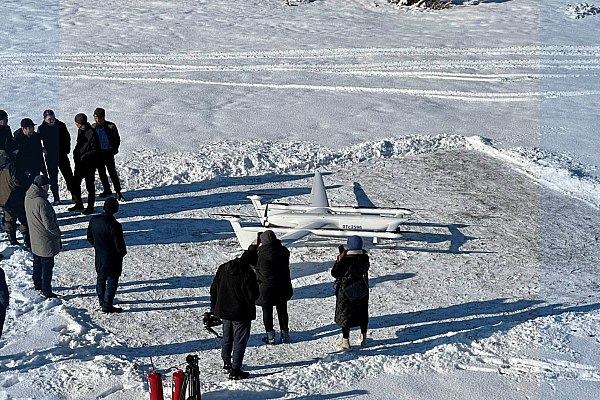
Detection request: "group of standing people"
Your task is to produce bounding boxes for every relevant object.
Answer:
[210,230,370,380]
[0,107,130,337]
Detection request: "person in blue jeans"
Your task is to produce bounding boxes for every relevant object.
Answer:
[210,243,259,380]
[24,175,62,298]
[0,266,9,338]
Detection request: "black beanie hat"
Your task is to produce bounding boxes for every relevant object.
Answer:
[74,113,87,125]
[93,108,106,118]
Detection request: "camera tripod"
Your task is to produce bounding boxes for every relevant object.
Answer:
[179,354,201,400]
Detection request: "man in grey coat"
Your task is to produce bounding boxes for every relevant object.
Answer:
[24,175,62,298]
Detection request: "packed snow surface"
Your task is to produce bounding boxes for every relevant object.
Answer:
[1,0,600,399]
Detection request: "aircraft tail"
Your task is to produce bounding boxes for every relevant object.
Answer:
[309,171,329,208]
[224,216,261,250]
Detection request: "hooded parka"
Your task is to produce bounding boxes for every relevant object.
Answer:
[254,231,292,307]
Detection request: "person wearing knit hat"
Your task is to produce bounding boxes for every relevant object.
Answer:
[92,108,126,201]
[69,113,100,215]
[331,235,370,350]
[38,109,75,205]
[24,171,62,299]
[87,197,127,313]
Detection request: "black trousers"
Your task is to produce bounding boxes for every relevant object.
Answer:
[262,301,289,332]
[72,162,96,208]
[97,151,122,193]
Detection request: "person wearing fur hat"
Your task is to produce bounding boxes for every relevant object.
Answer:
[86,197,127,313]
[24,175,62,298]
[69,113,100,215]
[331,235,370,350]
[254,229,293,344]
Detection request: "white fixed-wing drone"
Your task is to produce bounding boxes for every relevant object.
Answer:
[220,172,414,249]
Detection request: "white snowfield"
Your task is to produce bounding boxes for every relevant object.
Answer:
[1,0,600,398]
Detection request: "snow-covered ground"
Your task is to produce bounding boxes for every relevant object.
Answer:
[1,0,600,399]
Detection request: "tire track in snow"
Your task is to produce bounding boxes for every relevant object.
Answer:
[1,46,599,102]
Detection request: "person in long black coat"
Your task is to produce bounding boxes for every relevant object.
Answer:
[0,266,9,338]
[331,235,370,350]
[210,244,259,380]
[13,118,47,187]
[254,230,293,344]
[38,110,74,204]
[87,197,127,313]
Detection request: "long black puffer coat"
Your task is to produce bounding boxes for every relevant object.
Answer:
[254,231,293,307]
[332,249,370,328]
[87,213,127,277]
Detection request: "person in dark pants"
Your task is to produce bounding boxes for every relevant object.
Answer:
[13,118,47,188]
[0,145,30,248]
[254,230,293,344]
[331,236,370,350]
[24,175,62,298]
[92,108,125,201]
[38,110,74,204]
[210,243,259,380]
[0,266,8,338]
[87,197,127,313]
[69,113,99,215]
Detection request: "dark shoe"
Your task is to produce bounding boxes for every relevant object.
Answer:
[98,190,112,198]
[68,203,85,211]
[115,192,126,201]
[228,368,249,380]
[262,331,276,345]
[43,292,59,298]
[102,306,123,313]
[222,363,232,374]
[281,330,290,344]
[82,207,95,215]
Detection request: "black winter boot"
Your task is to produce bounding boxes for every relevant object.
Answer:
[228,368,250,380]
[8,231,18,245]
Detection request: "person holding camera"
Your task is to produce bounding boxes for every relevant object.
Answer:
[331,235,370,350]
[210,243,259,380]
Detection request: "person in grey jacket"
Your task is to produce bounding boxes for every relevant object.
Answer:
[0,266,8,338]
[24,175,62,298]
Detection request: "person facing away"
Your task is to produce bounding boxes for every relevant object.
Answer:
[86,197,127,313]
[24,175,62,298]
[331,235,370,350]
[13,118,47,187]
[69,113,99,215]
[0,109,17,153]
[210,243,260,380]
[38,109,74,205]
[92,108,125,201]
[0,137,30,248]
[254,229,293,345]
[0,266,9,338]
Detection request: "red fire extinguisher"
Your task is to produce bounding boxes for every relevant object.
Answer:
[172,369,184,400]
[148,369,164,400]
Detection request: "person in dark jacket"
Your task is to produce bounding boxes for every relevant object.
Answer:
[254,230,293,344]
[92,108,125,201]
[0,146,30,248]
[69,113,99,215]
[13,118,47,187]
[0,266,9,338]
[210,243,260,380]
[87,197,127,313]
[0,110,17,153]
[331,235,370,350]
[24,175,61,298]
[38,110,74,204]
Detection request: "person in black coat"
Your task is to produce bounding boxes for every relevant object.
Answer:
[0,110,17,153]
[0,266,9,338]
[13,118,47,187]
[210,244,260,380]
[87,197,127,313]
[69,113,99,215]
[331,235,370,350]
[38,110,74,204]
[254,230,293,344]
